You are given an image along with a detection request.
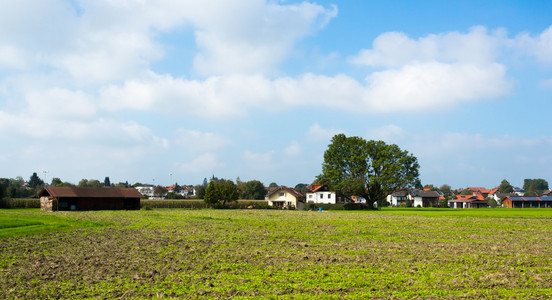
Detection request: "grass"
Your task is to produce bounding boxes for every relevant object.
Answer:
[2,208,552,298]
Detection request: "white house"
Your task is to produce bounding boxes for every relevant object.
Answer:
[412,190,441,207]
[306,184,336,204]
[135,186,154,197]
[386,190,412,206]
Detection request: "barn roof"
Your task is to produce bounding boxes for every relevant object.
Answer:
[39,186,142,198]
[505,196,552,202]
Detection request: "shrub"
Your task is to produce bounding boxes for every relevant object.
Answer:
[305,203,346,211]
[343,203,370,210]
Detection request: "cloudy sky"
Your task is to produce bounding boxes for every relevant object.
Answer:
[1,0,551,189]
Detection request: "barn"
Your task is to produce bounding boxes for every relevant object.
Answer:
[502,196,552,208]
[39,186,142,211]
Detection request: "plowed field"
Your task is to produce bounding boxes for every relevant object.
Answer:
[2,208,552,298]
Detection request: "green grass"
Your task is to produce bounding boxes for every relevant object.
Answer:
[2,208,552,298]
[0,209,108,238]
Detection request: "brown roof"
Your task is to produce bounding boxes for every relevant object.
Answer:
[266,186,304,199]
[413,190,440,197]
[40,186,142,198]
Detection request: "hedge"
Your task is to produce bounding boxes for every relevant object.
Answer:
[140,199,270,209]
[305,202,371,211]
[0,198,40,209]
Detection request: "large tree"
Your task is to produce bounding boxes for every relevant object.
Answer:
[241,180,266,200]
[204,179,239,208]
[317,134,420,209]
[29,172,44,189]
[523,179,548,196]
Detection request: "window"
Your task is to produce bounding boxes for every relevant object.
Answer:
[279,192,285,197]
[328,193,331,198]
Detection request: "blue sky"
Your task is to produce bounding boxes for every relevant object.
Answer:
[1,0,551,189]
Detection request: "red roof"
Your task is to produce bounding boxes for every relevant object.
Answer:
[452,194,485,201]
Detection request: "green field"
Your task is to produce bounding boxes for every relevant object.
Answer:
[2,208,552,298]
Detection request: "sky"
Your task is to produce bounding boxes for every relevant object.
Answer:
[1,0,551,189]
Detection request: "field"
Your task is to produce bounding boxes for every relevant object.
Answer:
[2,208,552,298]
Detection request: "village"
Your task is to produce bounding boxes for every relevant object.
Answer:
[32,176,552,212]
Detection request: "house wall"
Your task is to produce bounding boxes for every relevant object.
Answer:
[40,196,56,212]
[267,190,302,209]
[306,191,336,204]
[502,199,512,208]
[413,197,423,207]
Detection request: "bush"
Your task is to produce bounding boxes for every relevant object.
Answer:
[344,203,370,210]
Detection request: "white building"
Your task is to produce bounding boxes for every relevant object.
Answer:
[306,184,336,204]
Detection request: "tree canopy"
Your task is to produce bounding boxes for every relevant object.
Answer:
[204,179,239,208]
[498,179,514,193]
[523,178,549,196]
[28,172,44,189]
[317,134,420,209]
[240,180,266,200]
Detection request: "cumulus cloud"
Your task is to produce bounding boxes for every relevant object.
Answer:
[349,26,504,67]
[190,1,337,75]
[174,153,224,174]
[242,151,275,171]
[366,124,404,143]
[284,141,302,156]
[515,25,552,64]
[173,129,231,153]
[307,123,343,142]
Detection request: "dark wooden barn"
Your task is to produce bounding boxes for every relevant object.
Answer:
[39,186,142,211]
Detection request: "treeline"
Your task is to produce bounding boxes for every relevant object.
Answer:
[0,174,134,199]
[0,173,44,199]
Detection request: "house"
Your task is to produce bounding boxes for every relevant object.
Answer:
[136,185,155,197]
[513,187,525,196]
[265,186,305,209]
[39,186,142,211]
[502,196,552,208]
[305,184,336,204]
[449,194,488,208]
[412,190,440,207]
[386,190,412,206]
[466,187,495,198]
[490,192,517,203]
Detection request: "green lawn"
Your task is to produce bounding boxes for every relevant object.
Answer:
[2,208,552,298]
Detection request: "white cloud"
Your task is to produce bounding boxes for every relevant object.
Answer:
[284,141,302,156]
[242,150,275,171]
[307,123,343,142]
[25,88,97,120]
[349,26,503,67]
[0,45,27,69]
[100,66,510,118]
[174,153,224,174]
[364,61,511,112]
[515,25,552,64]
[190,1,337,75]
[174,129,231,153]
[366,124,404,143]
